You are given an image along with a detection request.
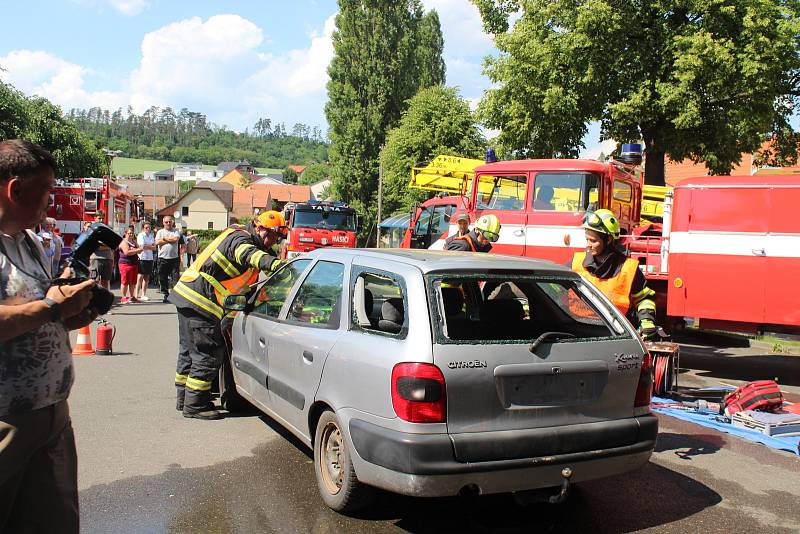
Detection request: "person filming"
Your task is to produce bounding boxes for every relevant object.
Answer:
[0,140,98,533]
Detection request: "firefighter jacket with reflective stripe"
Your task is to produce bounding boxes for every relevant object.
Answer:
[169,226,280,320]
[571,251,656,325]
[445,231,491,253]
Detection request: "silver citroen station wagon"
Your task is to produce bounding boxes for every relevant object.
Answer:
[221,249,657,513]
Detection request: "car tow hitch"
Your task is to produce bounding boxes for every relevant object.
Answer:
[512,467,574,506]
[548,467,573,504]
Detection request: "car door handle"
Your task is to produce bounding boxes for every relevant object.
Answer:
[302,350,314,364]
[513,229,524,237]
[258,337,266,347]
[751,248,766,256]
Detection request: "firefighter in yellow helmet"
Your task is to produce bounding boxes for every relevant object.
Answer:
[445,213,501,253]
[169,210,287,419]
[571,209,658,338]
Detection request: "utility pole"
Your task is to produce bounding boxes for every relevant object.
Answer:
[376,150,383,248]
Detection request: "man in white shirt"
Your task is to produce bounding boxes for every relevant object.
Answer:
[135,221,157,301]
[155,216,181,303]
[0,140,97,533]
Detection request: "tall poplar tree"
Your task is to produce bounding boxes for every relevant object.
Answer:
[325,1,446,235]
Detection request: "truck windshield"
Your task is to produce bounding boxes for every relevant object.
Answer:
[292,209,356,231]
[426,273,628,344]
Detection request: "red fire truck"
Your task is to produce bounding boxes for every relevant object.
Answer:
[48,177,144,247]
[282,201,358,258]
[403,152,800,334]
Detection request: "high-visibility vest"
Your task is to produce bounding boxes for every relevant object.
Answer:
[571,251,638,315]
[173,227,260,319]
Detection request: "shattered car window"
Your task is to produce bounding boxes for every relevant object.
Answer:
[428,274,628,343]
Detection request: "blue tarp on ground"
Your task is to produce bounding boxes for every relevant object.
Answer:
[651,396,800,456]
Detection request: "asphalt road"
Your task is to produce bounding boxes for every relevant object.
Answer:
[70,298,800,533]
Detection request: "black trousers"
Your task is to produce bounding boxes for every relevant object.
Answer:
[175,307,225,412]
[158,257,180,294]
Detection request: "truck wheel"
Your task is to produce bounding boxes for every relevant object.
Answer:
[219,356,251,413]
[314,410,374,513]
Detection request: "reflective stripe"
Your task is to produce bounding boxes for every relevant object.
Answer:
[198,271,232,298]
[186,377,213,392]
[175,373,188,385]
[235,243,255,265]
[173,282,223,319]
[181,228,237,282]
[211,249,241,278]
[249,250,268,269]
[632,286,655,300]
[637,300,657,311]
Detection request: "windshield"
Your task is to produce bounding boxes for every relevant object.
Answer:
[292,209,356,231]
[426,273,628,344]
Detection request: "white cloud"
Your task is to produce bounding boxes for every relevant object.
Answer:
[0,50,128,111]
[422,0,493,58]
[109,0,149,16]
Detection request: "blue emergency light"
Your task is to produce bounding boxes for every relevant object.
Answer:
[619,143,643,165]
[485,147,498,164]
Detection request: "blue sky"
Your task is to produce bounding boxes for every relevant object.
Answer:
[1,0,605,156]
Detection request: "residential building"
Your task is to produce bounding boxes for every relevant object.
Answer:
[309,178,332,201]
[158,181,234,230]
[217,160,256,175]
[231,183,311,220]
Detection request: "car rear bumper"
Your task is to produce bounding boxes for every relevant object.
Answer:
[348,415,657,497]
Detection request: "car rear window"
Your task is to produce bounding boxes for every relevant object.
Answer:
[426,273,629,344]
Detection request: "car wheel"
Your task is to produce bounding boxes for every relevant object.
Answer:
[314,410,374,513]
[219,356,251,412]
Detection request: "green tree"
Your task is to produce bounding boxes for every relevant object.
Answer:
[325,0,445,239]
[474,0,800,185]
[381,86,486,216]
[0,79,27,139]
[415,10,446,89]
[299,162,330,184]
[282,167,299,184]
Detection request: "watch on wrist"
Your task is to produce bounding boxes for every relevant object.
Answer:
[43,297,62,322]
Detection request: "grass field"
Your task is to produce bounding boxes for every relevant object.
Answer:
[111,157,282,176]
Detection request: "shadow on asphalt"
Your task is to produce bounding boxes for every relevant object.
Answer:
[80,426,722,534]
[679,349,800,387]
[654,432,723,460]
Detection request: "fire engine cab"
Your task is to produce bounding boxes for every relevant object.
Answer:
[403,148,800,334]
[282,201,358,258]
[48,177,144,247]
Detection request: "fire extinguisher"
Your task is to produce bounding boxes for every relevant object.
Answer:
[95,319,115,355]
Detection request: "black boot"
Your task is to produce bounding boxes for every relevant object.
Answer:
[183,388,223,420]
[183,407,224,420]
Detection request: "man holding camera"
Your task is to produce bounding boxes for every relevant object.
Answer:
[0,140,98,533]
[169,211,287,420]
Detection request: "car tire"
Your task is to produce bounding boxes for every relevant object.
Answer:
[219,356,251,413]
[314,410,374,513]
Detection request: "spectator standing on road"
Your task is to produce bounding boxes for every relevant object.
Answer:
[0,140,97,533]
[170,211,287,420]
[185,230,198,266]
[89,210,113,290]
[135,221,156,301]
[155,216,181,303]
[118,227,143,304]
[39,217,62,275]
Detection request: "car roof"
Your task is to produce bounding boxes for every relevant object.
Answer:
[304,248,576,276]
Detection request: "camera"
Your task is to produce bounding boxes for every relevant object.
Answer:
[51,223,122,315]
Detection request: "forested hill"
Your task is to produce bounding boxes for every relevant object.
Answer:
[67,107,329,169]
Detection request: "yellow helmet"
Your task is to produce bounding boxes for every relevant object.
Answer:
[256,210,287,236]
[582,209,620,240]
[474,214,501,242]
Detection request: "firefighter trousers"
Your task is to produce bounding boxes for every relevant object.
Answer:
[175,307,225,413]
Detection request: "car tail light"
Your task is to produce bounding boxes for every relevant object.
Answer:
[391,363,446,423]
[634,351,653,408]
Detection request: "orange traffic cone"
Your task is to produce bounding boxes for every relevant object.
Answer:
[72,324,95,356]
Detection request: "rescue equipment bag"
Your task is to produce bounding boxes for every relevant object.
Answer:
[723,380,783,416]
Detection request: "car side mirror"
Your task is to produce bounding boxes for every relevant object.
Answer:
[223,294,248,312]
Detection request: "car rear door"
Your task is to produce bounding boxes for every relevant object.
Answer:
[429,274,644,438]
[267,259,349,436]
